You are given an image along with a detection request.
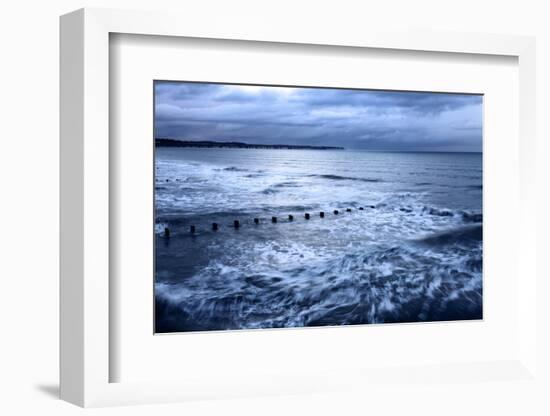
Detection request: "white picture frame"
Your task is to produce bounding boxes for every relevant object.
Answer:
[60,7,538,407]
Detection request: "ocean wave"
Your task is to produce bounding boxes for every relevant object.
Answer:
[261,188,279,194]
[461,211,482,223]
[273,181,302,188]
[260,181,306,195]
[416,224,482,246]
[309,174,382,183]
[423,206,454,217]
[155,238,482,332]
[217,166,249,172]
[421,206,482,224]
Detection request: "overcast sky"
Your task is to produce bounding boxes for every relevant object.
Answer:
[155,81,482,152]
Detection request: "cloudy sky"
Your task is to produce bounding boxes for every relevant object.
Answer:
[155,81,482,152]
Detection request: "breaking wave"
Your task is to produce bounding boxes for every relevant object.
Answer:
[156,228,482,332]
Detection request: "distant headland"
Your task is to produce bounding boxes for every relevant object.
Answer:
[155,138,344,150]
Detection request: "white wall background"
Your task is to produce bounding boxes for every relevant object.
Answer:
[0,0,548,415]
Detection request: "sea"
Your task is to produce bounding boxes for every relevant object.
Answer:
[154,147,483,332]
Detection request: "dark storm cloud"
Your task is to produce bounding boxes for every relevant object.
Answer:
[155,82,482,152]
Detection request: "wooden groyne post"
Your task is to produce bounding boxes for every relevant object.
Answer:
[172,204,377,237]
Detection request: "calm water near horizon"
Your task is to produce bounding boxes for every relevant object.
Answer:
[154,147,482,332]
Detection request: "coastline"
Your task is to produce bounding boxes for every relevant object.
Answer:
[155,138,345,150]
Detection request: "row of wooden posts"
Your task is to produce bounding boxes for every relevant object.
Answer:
[163,205,376,237]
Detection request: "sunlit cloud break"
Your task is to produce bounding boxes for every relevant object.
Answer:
[155,81,482,152]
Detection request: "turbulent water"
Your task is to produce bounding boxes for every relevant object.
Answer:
[154,147,482,332]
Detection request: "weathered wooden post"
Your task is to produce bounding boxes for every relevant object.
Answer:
[234,220,240,229]
[164,227,170,238]
[212,222,218,231]
[190,225,196,234]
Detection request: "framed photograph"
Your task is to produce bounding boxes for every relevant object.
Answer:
[60,8,538,407]
[153,81,484,333]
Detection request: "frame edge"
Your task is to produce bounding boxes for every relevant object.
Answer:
[59,8,85,407]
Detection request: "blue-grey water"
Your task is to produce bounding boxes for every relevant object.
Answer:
[155,148,482,332]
